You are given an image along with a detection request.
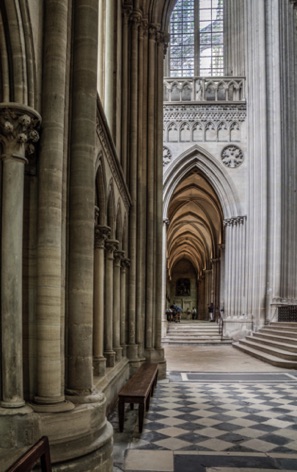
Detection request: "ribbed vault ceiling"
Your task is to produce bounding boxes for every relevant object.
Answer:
[167,170,223,279]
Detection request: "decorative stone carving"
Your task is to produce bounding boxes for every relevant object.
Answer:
[0,104,41,160]
[95,225,111,249]
[105,239,119,255]
[221,145,244,168]
[114,250,124,265]
[223,216,247,226]
[121,258,131,270]
[164,104,246,123]
[163,146,172,166]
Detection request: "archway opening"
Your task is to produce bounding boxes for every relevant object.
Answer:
[166,169,223,321]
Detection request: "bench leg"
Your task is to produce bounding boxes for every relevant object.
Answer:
[146,393,151,412]
[139,403,145,433]
[118,399,125,432]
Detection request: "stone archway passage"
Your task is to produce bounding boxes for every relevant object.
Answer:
[166,170,223,320]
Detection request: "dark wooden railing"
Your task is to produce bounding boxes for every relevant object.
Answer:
[6,436,52,472]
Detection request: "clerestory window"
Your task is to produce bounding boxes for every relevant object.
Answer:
[169,0,224,77]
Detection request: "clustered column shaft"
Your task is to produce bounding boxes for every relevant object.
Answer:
[0,104,40,407]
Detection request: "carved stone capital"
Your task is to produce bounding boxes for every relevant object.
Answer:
[121,258,130,270]
[290,0,297,8]
[0,103,41,161]
[94,225,111,249]
[105,239,119,256]
[114,250,125,266]
[130,10,142,28]
[148,24,158,41]
[163,218,170,226]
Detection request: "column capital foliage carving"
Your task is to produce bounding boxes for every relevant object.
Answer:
[223,216,247,227]
[290,0,297,8]
[105,239,119,254]
[0,103,41,159]
[130,9,142,28]
[114,250,125,265]
[121,258,130,270]
[95,225,111,248]
[148,24,158,41]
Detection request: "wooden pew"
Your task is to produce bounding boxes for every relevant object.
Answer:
[118,363,158,433]
[6,436,52,472]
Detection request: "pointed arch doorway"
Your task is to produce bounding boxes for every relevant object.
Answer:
[165,169,223,321]
[163,147,246,330]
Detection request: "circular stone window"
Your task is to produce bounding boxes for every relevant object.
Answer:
[221,145,244,168]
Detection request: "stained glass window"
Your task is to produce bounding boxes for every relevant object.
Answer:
[169,0,224,77]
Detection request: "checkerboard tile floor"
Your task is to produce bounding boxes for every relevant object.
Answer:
[111,375,297,471]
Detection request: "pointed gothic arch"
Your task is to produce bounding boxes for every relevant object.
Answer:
[163,144,242,220]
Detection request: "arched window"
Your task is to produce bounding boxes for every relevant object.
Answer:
[169,0,224,77]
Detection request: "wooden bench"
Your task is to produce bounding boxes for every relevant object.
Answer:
[7,436,52,472]
[118,363,158,433]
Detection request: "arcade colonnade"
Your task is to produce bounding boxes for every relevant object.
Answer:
[0,0,297,471]
[0,0,169,470]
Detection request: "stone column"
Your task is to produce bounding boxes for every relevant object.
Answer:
[127,10,141,362]
[136,18,146,359]
[279,1,297,304]
[34,0,72,411]
[224,217,247,318]
[198,275,205,320]
[67,0,99,400]
[120,5,132,176]
[0,104,40,407]
[104,239,118,367]
[113,249,124,361]
[155,31,167,351]
[224,0,245,76]
[145,24,157,352]
[120,257,129,357]
[104,0,116,136]
[245,0,268,327]
[211,259,220,320]
[93,225,110,376]
[162,219,170,336]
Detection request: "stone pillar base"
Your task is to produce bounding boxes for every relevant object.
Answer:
[0,401,113,472]
[104,350,116,367]
[121,344,127,357]
[126,343,139,361]
[114,347,123,362]
[31,400,75,413]
[93,356,107,377]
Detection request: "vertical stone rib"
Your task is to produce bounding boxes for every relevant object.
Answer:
[145,24,156,351]
[127,11,140,357]
[120,6,130,176]
[136,19,145,357]
[67,0,98,396]
[155,31,165,350]
[104,0,116,136]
